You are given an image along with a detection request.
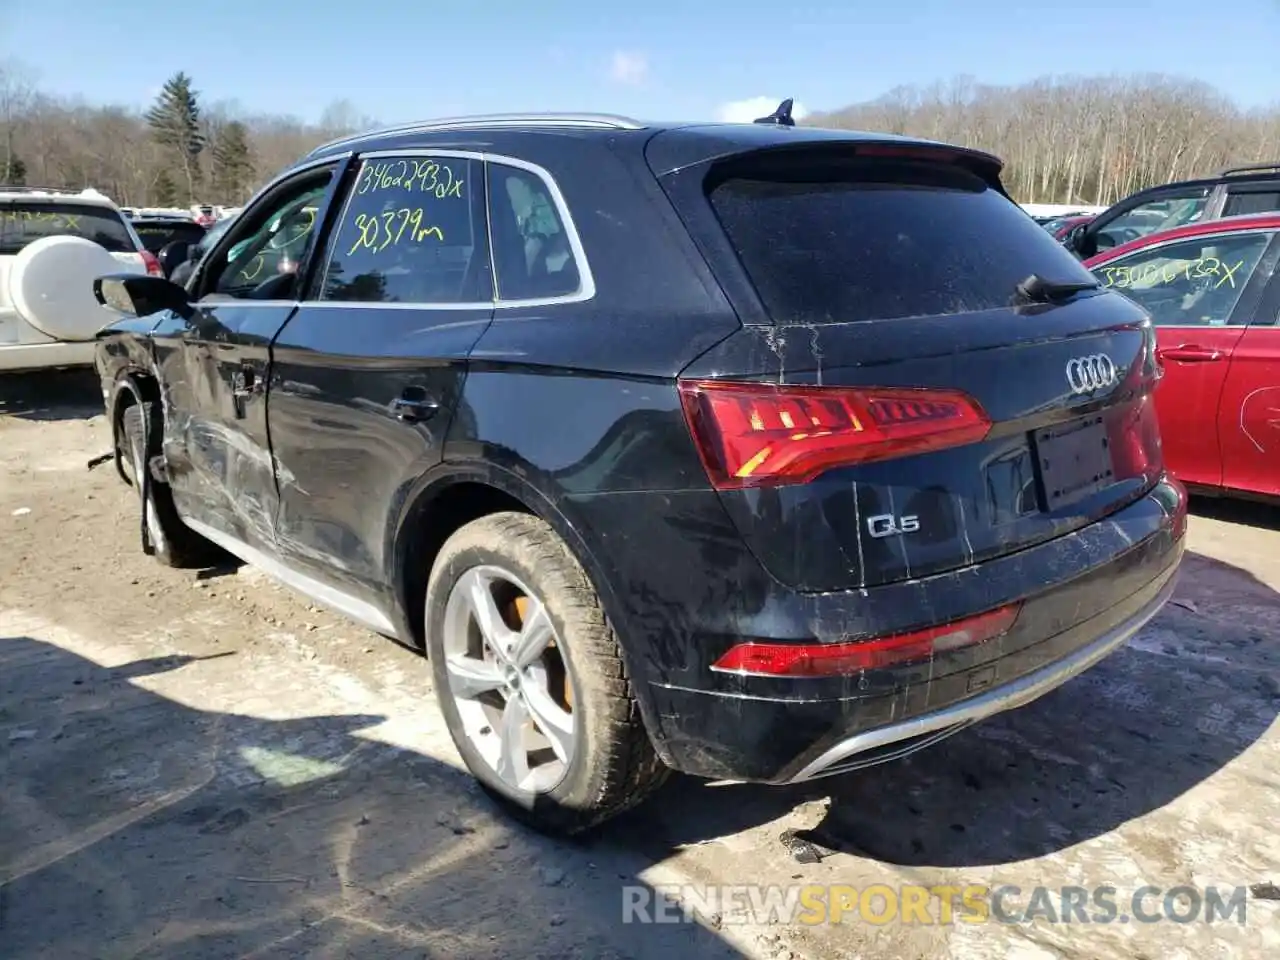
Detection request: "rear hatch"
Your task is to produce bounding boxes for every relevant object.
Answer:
[652,135,1164,592]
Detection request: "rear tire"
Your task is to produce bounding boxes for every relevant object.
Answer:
[424,511,669,835]
[121,400,221,568]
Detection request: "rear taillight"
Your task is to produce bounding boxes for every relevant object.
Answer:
[677,380,991,490]
[141,251,162,277]
[711,603,1021,677]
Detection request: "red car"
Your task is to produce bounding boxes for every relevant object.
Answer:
[1084,213,1280,500]
[1043,213,1095,241]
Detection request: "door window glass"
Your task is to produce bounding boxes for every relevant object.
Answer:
[1222,190,1280,218]
[1090,232,1272,326]
[201,169,334,299]
[318,155,491,304]
[1094,192,1209,251]
[487,161,583,301]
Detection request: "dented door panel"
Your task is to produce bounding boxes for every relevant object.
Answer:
[151,301,297,551]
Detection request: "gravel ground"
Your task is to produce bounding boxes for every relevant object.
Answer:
[1,368,1276,959]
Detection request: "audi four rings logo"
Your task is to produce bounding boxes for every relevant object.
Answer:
[1065,354,1117,394]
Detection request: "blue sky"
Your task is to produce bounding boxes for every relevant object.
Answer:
[2,0,1278,124]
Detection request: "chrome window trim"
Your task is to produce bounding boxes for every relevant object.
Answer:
[306,148,596,310]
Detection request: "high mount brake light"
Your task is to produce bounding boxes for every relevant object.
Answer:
[711,604,1022,678]
[677,380,991,489]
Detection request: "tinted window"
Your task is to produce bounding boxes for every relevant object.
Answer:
[0,202,135,255]
[200,171,332,299]
[1093,192,1208,251]
[487,162,582,301]
[1091,232,1272,327]
[707,158,1095,324]
[320,155,491,304]
[131,219,207,253]
[1222,190,1280,218]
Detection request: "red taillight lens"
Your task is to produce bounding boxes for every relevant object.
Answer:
[141,251,162,277]
[711,604,1022,678]
[677,380,991,489]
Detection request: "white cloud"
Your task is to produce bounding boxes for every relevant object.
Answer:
[608,51,649,86]
[714,96,810,124]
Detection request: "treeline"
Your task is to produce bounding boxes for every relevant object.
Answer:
[0,61,378,207]
[809,74,1280,206]
[3,61,1279,209]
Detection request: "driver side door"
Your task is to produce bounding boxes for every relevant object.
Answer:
[151,157,351,552]
[1076,185,1212,259]
[1090,228,1277,490]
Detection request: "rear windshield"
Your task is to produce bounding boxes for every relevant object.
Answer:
[131,220,207,253]
[707,158,1098,324]
[0,202,135,255]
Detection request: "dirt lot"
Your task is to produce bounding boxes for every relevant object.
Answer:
[2,369,1277,959]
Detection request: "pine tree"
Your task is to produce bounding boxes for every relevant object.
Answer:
[152,168,177,207]
[145,72,204,205]
[210,121,254,203]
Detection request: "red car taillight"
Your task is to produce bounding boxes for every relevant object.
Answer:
[711,603,1022,677]
[677,379,991,490]
[141,251,162,277]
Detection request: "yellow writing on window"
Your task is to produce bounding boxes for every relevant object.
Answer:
[346,208,445,256]
[1100,257,1247,291]
[1,210,83,230]
[356,160,465,199]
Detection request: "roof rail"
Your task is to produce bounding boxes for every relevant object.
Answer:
[305,112,647,159]
[1220,162,1280,177]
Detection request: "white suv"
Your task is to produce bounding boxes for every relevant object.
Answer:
[1,186,159,373]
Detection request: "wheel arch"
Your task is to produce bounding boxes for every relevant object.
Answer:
[387,461,673,766]
[389,462,611,648]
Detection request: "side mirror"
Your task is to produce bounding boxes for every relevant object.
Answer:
[94,273,192,320]
[156,240,192,277]
[1064,224,1086,251]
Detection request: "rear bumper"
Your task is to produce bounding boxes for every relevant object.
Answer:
[603,476,1186,783]
[784,565,1176,782]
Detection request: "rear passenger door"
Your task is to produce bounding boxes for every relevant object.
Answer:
[266,150,495,622]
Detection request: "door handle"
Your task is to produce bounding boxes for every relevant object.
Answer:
[1157,345,1222,363]
[391,391,440,423]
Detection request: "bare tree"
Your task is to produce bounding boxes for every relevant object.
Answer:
[0,58,34,182]
[811,73,1280,204]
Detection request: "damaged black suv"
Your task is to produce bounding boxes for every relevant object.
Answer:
[93,105,1186,834]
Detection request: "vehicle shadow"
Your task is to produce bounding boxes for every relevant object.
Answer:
[0,638,741,959]
[605,549,1279,870]
[0,368,104,422]
[1189,493,1280,530]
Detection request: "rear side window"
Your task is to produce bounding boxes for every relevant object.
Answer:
[0,202,135,255]
[487,161,582,301]
[707,159,1100,324]
[319,155,491,304]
